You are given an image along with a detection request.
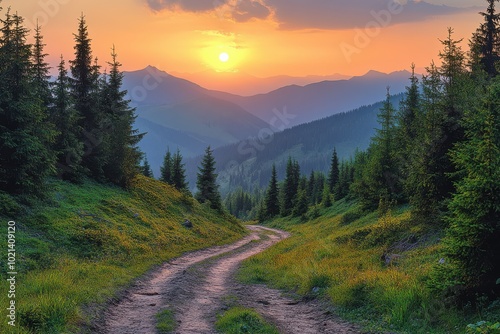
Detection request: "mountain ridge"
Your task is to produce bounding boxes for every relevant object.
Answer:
[122,66,413,175]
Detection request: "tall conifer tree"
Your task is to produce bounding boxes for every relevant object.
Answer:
[101,46,143,187]
[196,146,222,212]
[265,164,280,218]
[172,149,188,191]
[51,55,84,181]
[160,149,173,184]
[0,11,56,197]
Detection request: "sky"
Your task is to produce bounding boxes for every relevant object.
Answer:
[0,0,488,79]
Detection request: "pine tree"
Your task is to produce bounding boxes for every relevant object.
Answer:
[172,149,188,191]
[313,173,326,205]
[265,164,280,218]
[319,183,329,209]
[281,157,300,216]
[397,65,421,200]
[101,46,144,187]
[328,148,340,193]
[292,188,309,217]
[160,149,172,184]
[32,22,52,109]
[470,0,500,77]
[141,156,153,178]
[355,88,399,207]
[0,11,56,197]
[51,55,84,181]
[196,146,223,212]
[437,80,500,296]
[70,14,105,180]
[405,62,445,222]
[307,170,315,203]
[335,160,352,200]
[407,31,472,224]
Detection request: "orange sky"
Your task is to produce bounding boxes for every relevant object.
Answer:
[1,0,485,78]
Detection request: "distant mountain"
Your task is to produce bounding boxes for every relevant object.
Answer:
[185,94,405,195]
[123,66,206,107]
[172,70,351,96]
[122,66,412,177]
[123,66,269,176]
[207,70,411,127]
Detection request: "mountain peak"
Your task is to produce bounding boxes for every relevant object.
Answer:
[362,70,386,78]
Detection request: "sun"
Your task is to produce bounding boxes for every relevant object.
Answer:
[219,52,229,63]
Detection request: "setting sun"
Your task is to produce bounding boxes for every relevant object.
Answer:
[219,52,229,63]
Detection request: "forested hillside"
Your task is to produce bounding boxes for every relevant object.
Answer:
[0,6,244,333]
[185,94,404,196]
[231,2,500,331]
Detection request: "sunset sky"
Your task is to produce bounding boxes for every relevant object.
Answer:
[2,0,487,79]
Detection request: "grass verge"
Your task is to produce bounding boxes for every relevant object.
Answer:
[238,199,499,333]
[156,309,176,333]
[0,175,245,333]
[216,306,279,334]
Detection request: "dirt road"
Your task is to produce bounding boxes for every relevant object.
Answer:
[100,225,359,334]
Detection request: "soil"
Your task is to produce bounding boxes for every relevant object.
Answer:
[98,225,360,334]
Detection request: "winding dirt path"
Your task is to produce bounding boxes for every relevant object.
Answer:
[100,225,360,334]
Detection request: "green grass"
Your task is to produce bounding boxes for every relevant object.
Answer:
[216,307,279,334]
[0,175,245,333]
[238,199,499,333]
[156,309,176,333]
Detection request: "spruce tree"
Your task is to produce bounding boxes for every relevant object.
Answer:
[397,65,421,200]
[51,55,84,181]
[357,88,399,207]
[293,188,309,217]
[196,146,222,212]
[172,149,188,191]
[0,11,56,197]
[406,62,445,222]
[101,46,143,187]
[265,164,280,218]
[322,183,332,207]
[141,156,153,178]
[281,157,300,216]
[328,148,340,193]
[32,22,52,109]
[470,0,500,77]
[70,14,105,180]
[160,149,173,184]
[407,31,471,224]
[307,170,315,203]
[436,80,500,296]
[313,173,326,205]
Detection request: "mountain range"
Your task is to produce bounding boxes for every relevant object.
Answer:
[184,94,405,195]
[170,70,351,96]
[122,66,412,176]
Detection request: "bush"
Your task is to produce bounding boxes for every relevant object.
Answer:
[0,192,21,217]
[340,210,363,225]
[216,307,279,334]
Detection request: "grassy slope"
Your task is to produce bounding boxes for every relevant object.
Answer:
[238,200,497,333]
[0,175,245,334]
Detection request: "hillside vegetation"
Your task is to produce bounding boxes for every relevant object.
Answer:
[239,201,500,333]
[0,176,245,333]
[185,94,404,195]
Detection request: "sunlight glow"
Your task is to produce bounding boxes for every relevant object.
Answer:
[219,52,229,63]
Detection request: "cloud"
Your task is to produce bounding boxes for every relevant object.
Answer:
[146,0,229,12]
[265,0,471,30]
[144,0,472,29]
[232,1,271,22]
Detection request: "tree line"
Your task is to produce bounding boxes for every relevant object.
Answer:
[0,7,143,199]
[257,0,500,302]
[0,5,227,218]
